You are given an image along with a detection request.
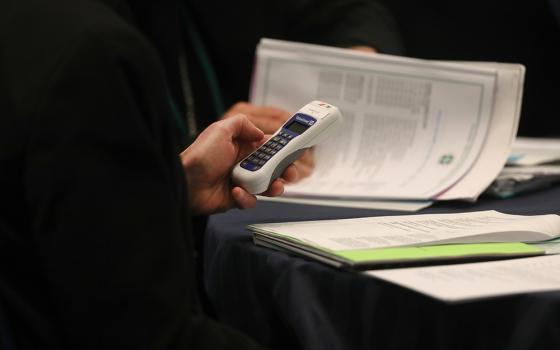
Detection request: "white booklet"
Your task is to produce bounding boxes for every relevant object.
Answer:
[484,137,560,198]
[508,137,560,166]
[249,210,560,269]
[367,253,560,302]
[251,39,525,201]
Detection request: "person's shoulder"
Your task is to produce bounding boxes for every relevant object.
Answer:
[1,0,160,111]
[4,0,157,70]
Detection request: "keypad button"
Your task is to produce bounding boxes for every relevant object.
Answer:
[274,144,283,150]
[278,139,288,145]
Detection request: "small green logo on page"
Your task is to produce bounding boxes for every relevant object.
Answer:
[439,154,454,165]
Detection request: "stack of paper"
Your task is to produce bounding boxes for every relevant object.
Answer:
[508,137,560,166]
[250,39,525,210]
[367,253,560,302]
[248,210,560,269]
[485,137,560,198]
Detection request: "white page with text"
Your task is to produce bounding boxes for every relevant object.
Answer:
[251,39,522,201]
[249,210,560,251]
[367,254,560,302]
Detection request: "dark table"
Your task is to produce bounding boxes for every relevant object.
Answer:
[203,185,560,350]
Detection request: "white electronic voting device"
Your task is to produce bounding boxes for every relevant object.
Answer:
[232,100,343,194]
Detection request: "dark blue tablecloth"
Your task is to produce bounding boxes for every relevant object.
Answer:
[203,186,560,350]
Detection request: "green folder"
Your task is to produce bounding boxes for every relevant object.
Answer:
[253,234,544,270]
[336,242,543,267]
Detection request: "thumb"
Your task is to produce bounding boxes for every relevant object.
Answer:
[225,113,264,142]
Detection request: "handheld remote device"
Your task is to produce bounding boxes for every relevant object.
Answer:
[232,100,343,194]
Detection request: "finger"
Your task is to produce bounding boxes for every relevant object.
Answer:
[259,106,291,121]
[232,187,258,209]
[296,149,315,168]
[226,102,290,133]
[223,114,264,142]
[225,101,253,114]
[238,133,277,156]
[294,161,313,179]
[263,179,285,197]
[350,45,377,53]
[251,107,290,133]
[236,135,271,162]
[229,102,289,121]
[222,102,252,119]
[291,148,315,179]
[280,164,299,183]
[259,165,298,197]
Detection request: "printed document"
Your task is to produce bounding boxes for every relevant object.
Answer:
[484,137,560,198]
[367,254,560,302]
[256,195,433,212]
[249,210,560,251]
[251,39,525,201]
[508,137,560,166]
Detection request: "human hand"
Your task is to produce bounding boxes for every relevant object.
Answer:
[223,101,290,134]
[295,148,315,179]
[223,102,316,180]
[180,114,299,215]
[350,45,377,53]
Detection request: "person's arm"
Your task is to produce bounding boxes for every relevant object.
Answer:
[26,22,264,349]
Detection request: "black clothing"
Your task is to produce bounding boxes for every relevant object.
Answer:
[184,0,404,131]
[0,0,402,347]
[0,0,262,348]
[378,0,560,137]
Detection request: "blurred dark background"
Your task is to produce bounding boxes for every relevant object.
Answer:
[378,0,560,137]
